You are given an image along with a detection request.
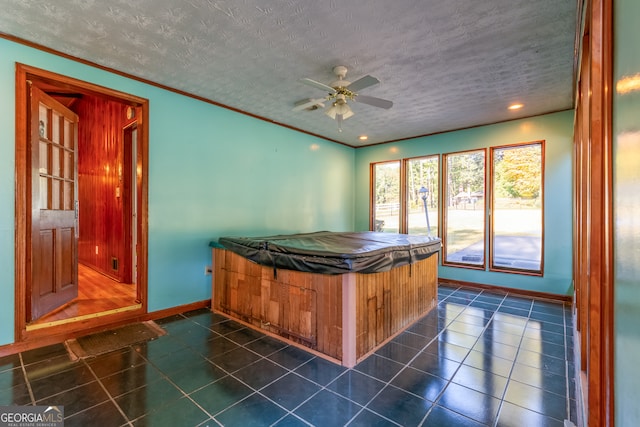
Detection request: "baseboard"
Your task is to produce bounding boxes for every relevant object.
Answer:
[438,277,572,303]
[141,300,210,322]
[0,299,211,358]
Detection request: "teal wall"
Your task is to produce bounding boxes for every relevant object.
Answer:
[0,38,355,346]
[0,42,17,347]
[0,37,576,351]
[354,111,574,296]
[614,0,640,424]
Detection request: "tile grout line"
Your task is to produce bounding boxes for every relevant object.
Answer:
[133,339,223,425]
[340,287,468,426]
[489,293,534,427]
[419,288,512,427]
[18,353,37,406]
[83,353,135,427]
[173,316,319,426]
[411,287,501,426]
[171,315,324,426]
[205,317,401,426]
[563,302,572,424]
[10,292,574,426]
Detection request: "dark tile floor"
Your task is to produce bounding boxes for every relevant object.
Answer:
[0,285,577,426]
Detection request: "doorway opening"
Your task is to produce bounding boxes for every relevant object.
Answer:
[15,63,149,342]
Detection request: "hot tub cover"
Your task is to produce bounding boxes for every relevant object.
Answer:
[213,231,441,274]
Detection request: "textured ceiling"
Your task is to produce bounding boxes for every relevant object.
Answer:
[0,0,577,147]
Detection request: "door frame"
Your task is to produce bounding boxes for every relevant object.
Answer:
[14,63,149,342]
[572,0,615,424]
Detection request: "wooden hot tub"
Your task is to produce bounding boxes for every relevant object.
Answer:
[211,231,440,367]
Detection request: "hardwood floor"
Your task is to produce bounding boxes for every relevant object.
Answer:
[30,263,138,327]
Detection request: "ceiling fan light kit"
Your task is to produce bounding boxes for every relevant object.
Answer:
[325,103,353,119]
[295,65,393,131]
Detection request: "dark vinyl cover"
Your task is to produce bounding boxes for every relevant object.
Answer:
[213,231,441,274]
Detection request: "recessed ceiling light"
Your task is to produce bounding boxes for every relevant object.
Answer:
[508,103,524,110]
[358,135,368,141]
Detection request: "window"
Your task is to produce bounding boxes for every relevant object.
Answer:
[443,150,486,267]
[369,141,543,277]
[490,142,543,273]
[371,161,400,233]
[406,156,439,236]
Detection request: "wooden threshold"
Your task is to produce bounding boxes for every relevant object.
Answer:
[28,263,137,327]
[26,303,142,331]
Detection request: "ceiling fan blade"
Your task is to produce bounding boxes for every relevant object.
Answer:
[347,75,380,92]
[292,98,325,111]
[356,95,393,109]
[300,78,336,93]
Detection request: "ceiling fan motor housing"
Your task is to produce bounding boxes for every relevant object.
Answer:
[331,65,351,89]
[333,65,348,78]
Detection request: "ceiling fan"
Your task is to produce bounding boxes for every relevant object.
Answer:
[293,65,393,131]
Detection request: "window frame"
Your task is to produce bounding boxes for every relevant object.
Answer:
[403,154,440,237]
[369,160,403,233]
[441,148,487,270]
[489,141,545,276]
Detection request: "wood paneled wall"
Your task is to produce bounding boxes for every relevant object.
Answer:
[74,97,131,282]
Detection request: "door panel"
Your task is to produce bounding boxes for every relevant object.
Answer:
[29,85,79,321]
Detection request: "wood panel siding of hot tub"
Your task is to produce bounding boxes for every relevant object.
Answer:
[212,248,438,366]
[355,255,437,358]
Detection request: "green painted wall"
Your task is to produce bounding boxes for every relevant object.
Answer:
[354,111,574,296]
[614,0,640,424]
[0,38,355,346]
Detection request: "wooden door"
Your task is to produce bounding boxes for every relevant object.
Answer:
[29,85,79,321]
